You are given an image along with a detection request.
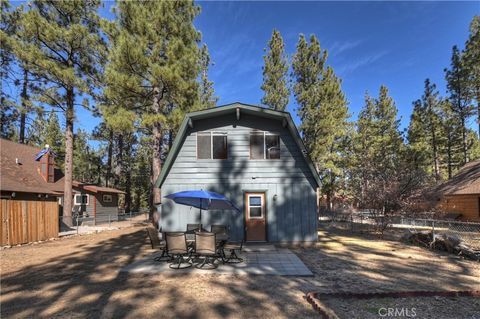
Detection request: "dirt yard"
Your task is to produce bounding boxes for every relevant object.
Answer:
[1,225,479,318]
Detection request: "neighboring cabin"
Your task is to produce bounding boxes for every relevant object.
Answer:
[435,160,480,222]
[0,139,123,245]
[155,103,321,243]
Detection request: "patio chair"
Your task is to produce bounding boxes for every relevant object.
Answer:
[222,241,244,264]
[210,224,228,236]
[146,227,171,262]
[194,231,219,269]
[165,232,192,269]
[186,223,201,233]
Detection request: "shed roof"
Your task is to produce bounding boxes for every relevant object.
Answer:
[154,102,321,188]
[436,159,480,195]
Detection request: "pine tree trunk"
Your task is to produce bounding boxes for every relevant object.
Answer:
[63,86,74,226]
[151,86,163,209]
[461,117,468,164]
[125,163,132,215]
[19,68,28,144]
[447,131,453,179]
[114,133,123,188]
[106,129,113,187]
[431,125,440,180]
[477,99,480,140]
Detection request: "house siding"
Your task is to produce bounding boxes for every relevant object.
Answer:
[159,113,318,242]
[72,189,95,218]
[95,193,119,224]
[439,195,480,222]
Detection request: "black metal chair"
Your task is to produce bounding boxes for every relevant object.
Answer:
[222,241,244,264]
[211,224,228,236]
[194,231,219,269]
[165,232,192,269]
[146,227,171,262]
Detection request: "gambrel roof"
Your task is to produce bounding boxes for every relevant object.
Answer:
[155,102,321,188]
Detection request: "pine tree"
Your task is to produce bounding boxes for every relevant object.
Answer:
[103,0,201,208]
[292,34,350,209]
[439,99,465,178]
[1,1,22,140]
[445,46,474,165]
[407,79,442,180]
[27,111,65,165]
[9,1,106,223]
[292,34,327,151]
[351,86,405,213]
[197,44,218,110]
[463,16,480,137]
[261,29,289,111]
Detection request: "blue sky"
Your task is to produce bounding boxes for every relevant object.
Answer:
[9,1,480,139]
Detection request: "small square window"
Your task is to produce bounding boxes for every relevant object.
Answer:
[103,194,113,203]
[74,194,89,205]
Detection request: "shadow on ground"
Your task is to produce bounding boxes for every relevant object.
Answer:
[1,225,479,318]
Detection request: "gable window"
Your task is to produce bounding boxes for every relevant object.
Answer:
[197,132,227,159]
[103,194,113,203]
[74,194,89,205]
[250,131,280,159]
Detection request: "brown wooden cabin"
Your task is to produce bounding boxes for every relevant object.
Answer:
[435,160,480,222]
[0,139,124,245]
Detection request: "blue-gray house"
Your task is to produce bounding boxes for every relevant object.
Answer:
[155,103,320,243]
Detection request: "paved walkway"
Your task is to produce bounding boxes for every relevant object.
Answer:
[121,244,313,276]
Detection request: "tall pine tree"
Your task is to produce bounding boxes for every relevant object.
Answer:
[463,16,480,137]
[445,46,474,165]
[103,0,201,208]
[407,79,442,180]
[9,1,106,223]
[292,34,350,209]
[261,29,289,111]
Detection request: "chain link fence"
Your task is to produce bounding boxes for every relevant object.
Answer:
[320,212,480,250]
[59,209,149,235]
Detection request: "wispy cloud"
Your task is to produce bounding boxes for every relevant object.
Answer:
[337,50,389,75]
[329,39,364,56]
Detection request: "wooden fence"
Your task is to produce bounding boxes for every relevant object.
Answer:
[0,199,59,246]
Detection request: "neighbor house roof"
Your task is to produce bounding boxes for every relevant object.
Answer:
[436,159,480,195]
[1,138,124,195]
[154,102,321,188]
[79,184,125,194]
[0,138,65,194]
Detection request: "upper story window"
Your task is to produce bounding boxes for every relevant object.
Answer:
[197,132,228,159]
[250,131,280,160]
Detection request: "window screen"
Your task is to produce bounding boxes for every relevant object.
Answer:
[266,135,280,159]
[197,132,211,159]
[250,133,264,159]
[212,134,227,159]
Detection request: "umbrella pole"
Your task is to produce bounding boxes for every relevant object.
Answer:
[199,198,202,232]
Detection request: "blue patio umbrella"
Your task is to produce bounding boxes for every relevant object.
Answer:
[164,190,240,227]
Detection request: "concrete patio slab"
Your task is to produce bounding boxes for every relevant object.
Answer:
[121,246,313,276]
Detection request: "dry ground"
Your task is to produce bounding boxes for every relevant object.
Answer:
[1,226,479,319]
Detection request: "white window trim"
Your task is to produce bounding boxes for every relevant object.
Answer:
[196,131,228,160]
[250,131,280,160]
[247,193,264,219]
[74,194,89,205]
